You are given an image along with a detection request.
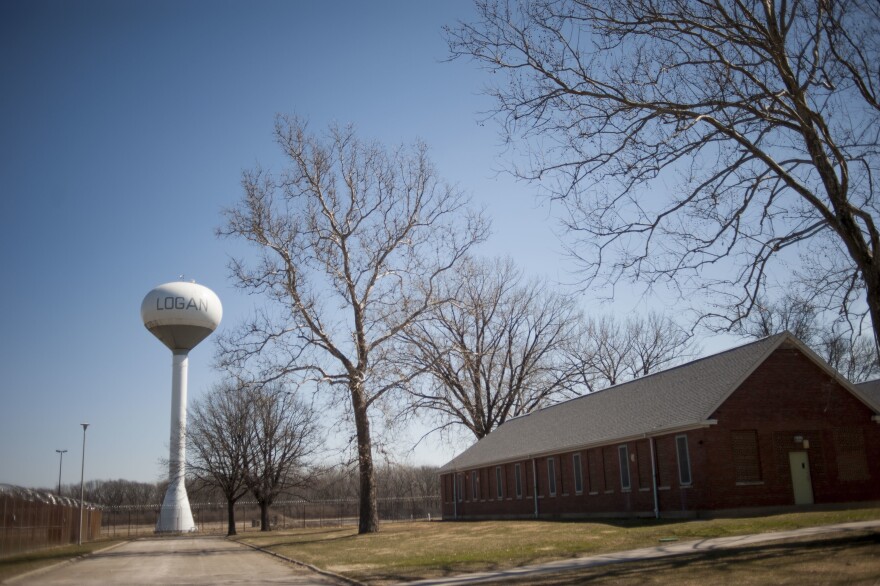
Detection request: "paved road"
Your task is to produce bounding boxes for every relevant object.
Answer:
[8,537,348,586]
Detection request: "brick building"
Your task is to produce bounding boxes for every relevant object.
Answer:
[439,332,880,519]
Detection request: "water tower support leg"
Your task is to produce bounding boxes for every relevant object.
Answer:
[156,351,196,532]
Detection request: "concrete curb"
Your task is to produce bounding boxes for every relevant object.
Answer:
[400,519,880,585]
[1,541,130,585]
[232,537,365,586]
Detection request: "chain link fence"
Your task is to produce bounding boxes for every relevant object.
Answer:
[1,485,102,558]
[100,495,441,537]
[1,482,439,555]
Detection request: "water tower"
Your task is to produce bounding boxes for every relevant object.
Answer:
[141,280,222,532]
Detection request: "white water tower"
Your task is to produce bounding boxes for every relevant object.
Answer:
[141,280,222,532]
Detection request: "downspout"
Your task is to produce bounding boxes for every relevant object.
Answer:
[531,457,539,519]
[648,435,659,519]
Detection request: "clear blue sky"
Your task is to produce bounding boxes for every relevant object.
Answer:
[0,1,734,490]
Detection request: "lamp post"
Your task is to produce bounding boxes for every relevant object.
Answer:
[55,449,67,496]
[78,423,89,545]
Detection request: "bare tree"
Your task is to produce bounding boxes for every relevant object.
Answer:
[448,0,880,353]
[735,293,879,382]
[625,312,697,377]
[187,381,251,536]
[820,330,879,382]
[244,385,320,532]
[577,316,631,389]
[733,294,818,342]
[80,479,162,507]
[219,117,488,533]
[400,256,583,439]
[567,312,694,392]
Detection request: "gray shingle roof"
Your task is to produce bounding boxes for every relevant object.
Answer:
[855,379,880,410]
[440,332,875,474]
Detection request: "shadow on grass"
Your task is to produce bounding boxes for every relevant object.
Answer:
[476,532,880,586]
[0,547,88,568]
[0,541,122,582]
[234,527,357,549]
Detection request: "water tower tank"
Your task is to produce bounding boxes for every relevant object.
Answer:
[141,281,222,351]
[141,280,222,532]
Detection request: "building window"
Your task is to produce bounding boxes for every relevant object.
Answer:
[547,457,557,496]
[496,466,504,499]
[471,470,479,500]
[515,463,523,498]
[573,453,584,494]
[618,445,631,490]
[731,430,762,483]
[457,474,463,502]
[676,435,692,486]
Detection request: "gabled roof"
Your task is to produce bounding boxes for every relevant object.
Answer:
[855,379,880,411]
[439,332,880,474]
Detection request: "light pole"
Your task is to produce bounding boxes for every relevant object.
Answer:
[55,449,67,496]
[78,423,89,546]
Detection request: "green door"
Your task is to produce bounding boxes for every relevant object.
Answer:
[789,451,814,505]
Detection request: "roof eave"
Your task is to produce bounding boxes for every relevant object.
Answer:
[438,419,718,474]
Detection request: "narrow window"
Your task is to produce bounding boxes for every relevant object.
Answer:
[457,474,463,502]
[573,453,583,494]
[618,445,631,489]
[515,463,523,498]
[547,457,557,496]
[676,435,692,486]
[495,466,504,499]
[471,470,479,500]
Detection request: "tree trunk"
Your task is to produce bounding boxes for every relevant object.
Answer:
[259,500,271,531]
[352,384,379,534]
[863,265,880,361]
[226,498,237,536]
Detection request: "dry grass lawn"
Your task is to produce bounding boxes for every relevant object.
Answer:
[480,531,880,585]
[233,507,880,584]
[3,509,877,584]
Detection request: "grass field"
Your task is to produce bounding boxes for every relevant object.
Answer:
[233,507,880,584]
[475,531,880,585]
[2,508,878,584]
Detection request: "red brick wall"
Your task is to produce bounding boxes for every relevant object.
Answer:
[701,344,880,509]
[440,345,880,519]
